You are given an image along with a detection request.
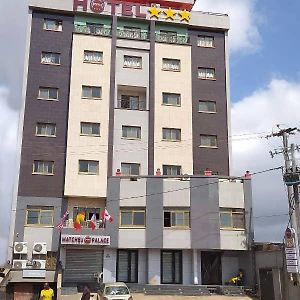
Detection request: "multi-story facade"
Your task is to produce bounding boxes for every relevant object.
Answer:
[6,0,254,297]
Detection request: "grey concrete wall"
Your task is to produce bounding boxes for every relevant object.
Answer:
[146,178,163,248]
[148,249,161,284]
[190,177,220,249]
[243,179,253,248]
[103,248,117,283]
[106,177,121,248]
[182,250,193,284]
[14,196,62,251]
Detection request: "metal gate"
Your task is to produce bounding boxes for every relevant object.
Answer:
[64,248,103,284]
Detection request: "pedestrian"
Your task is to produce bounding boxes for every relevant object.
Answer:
[39,283,54,300]
[81,285,91,300]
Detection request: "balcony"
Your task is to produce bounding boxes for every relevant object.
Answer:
[117,28,149,41]
[155,32,189,45]
[74,24,112,37]
[117,86,147,111]
[63,219,106,230]
[117,97,146,111]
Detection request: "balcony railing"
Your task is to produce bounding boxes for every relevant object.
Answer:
[155,33,189,45]
[117,28,149,41]
[64,219,106,229]
[117,98,146,111]
[74,24,112,37]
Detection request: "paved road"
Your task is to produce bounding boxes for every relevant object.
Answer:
[61,293,255,300]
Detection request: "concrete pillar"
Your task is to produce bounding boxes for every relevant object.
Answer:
[103,249,117,283]
[148,249,161,284]
[193,249,199,284]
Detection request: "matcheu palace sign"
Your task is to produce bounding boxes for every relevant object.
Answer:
[73,0,191,22]
[61,234,111,246]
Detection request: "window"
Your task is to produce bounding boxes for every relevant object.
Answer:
[162,93,181,106]
[123,56,142,69]
[199,101,216,113]
[33,161,54,175]
[162,58,181,71]
[220,208,245,230]
[117,250,138,283]
[36,123,56,137]
[121,163,140,176]
[120,209,145,227]
[119,95,145,110]
[198,67,215,80]
[161,250,182,284]
[26,207,54,226]
[87,23,104,35]
[79,160,99,174]
[43,19,62,31]
[122,126,141,139]
[162,165,181,176]
[197,35,214,48]
[162,128,181,141]
[160,30,177,43]
[82,86,102,99]
[83,50,103,63]
[41,52,60,65]
[80,122,100,136]
[164,211,190,228]
[123,26,141,39]
[200,135,218,148]
[38,87,58,100]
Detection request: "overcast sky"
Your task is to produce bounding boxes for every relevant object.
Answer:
[1,0,300,265]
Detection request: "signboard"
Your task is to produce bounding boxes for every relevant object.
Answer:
[23,269,46,278]
[61,234,111,246]
[284,227,300,273]
[73,0,191,22]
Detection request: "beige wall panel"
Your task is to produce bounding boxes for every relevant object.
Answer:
[219,180,245,208]
[163,229,191,248]
[220,230,247,250]
[65,35,111,197]
[119,229,146,248]
[154,43,193,175]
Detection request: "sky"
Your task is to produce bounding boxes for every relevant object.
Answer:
[1,0,300,265]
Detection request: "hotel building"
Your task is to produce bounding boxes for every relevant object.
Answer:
[6,0,254,297]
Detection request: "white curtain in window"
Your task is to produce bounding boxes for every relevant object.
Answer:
[124,56,141,68]
[163,59,180,71]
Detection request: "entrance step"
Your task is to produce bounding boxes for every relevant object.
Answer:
[216,286,245,296]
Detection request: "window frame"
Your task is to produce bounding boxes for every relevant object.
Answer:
[35,122,57,137]
[123,55,143,69]
[198,67,216,80]
[83,50,103,64]
[164,210,190,229]
[80,122,101,137]
[41,52,61,65]
[199,134,218,148]
[162,58,181,72]
[43,19,62,32]
[32,160,54,175]
[81,85,102,100]
[26,207,54,227]
[162,93,181,106]
[198,100,217,113]
[38,87,59,101]
[162,128,181,142]
[122,126,142,140]
[220,208,245,230]
[121,163,141,176]
[162,165,182,176]
[197,35,215,48]
[120,209,146,228]
[78,160,99,175]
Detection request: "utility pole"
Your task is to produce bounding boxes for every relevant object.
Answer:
[267,126,300,283]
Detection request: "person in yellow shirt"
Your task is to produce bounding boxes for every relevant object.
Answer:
[40,283,54,300]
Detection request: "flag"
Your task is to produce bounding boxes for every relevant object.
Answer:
[101,208,113,223]
[74,212,85,231]
[90,213,97,230]
[56,211,69,230]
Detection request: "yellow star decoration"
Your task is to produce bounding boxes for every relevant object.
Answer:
[179,9,191,22]
[148,6,161,18]
[163,8,175,20]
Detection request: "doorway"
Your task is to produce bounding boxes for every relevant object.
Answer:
[161,250,182,284]
[201,251,222,285]
[117,250,138,283]
[259,269,275,300]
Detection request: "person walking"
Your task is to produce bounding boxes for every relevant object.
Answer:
[81,285,91,300]
[39,283,54,300]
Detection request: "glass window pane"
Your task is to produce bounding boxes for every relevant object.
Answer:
[48,88,58,99]
[79,160,89,172]
[121,211,132,225]
[92,87,101,98]
[184,212,190,226]
[164,212,171,227]
[27,210,39,224]
[130,164,140,175]
[92,124,100,135]
[39,88,48,99]
[133,211,145,226]
[220,212,231,228]
[175,212,184,226]
[88,161,98,173]
[121,163,130,175]
[40,211,53,225]
[199,101,216,112]
[233,213,245,229]
[82,86,91,98]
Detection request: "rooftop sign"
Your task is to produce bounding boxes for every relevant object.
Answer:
[73,0,191,22]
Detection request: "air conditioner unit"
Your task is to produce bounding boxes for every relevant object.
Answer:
[14,242,28,254]
[32,242,47,255]
[32,260,46,269]
[13,260,27,269]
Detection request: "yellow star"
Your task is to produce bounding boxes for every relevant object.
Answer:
[148,6,161,18]
[179,9,191,22]
[164,8,175,20]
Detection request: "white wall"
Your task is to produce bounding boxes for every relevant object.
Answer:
[119,178,147,206]
[220,230,247,250]
[219,180,244,208]
[182,250,193,284]
[103,248,117,283]
[119,229,146,248]
[163,179,190,207]
[163,230,191,249]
